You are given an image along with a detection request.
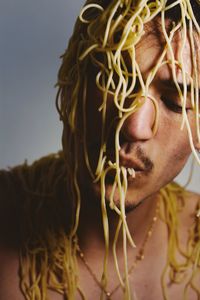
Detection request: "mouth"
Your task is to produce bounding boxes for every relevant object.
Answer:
[119,150,146,174]
[104,146,153,184]
[123,164,145,182]
[121,158,145,172]
[119,161,145,182]
[88,143,153,183]
[104,165,145,186]
[104,158,146,184]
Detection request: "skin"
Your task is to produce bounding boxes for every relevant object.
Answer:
[83,26,200,210]
[0,20,200,300]
[74,26,200,298]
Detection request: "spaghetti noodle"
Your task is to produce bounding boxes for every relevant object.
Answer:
[16,0,200,299]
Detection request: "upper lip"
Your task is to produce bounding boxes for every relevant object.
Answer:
[119,152,145,172]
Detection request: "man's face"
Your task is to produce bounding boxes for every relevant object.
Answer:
[82,25,200,210]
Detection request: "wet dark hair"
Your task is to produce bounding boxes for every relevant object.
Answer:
[165,0,200,25]
[99,0,200,25]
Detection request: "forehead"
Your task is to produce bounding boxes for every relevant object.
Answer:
[135,25,200,85]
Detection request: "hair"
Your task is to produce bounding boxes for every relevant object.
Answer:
[19,1,200,299]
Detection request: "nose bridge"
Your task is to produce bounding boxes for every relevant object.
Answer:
[121,97,156,142]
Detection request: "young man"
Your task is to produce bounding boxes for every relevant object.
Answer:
[0,0,200,299]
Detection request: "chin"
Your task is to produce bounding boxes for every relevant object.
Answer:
[91,181,151,214]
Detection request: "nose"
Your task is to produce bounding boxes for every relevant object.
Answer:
[121,97,157,142]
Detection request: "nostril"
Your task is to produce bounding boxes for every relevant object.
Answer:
[119,126,135,144]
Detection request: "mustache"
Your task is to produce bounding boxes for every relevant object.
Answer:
[134,146,154,172]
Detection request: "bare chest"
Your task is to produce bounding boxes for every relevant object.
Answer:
[0,240,198,300]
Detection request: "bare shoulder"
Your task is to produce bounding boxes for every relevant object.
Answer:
[177,187,200,246]
[182,190,200,291]
[183,189,200,219]
[0,152,67,246]
[0,153,67,300]
[0,169,23,299]
[185,189,200,202]
[0,168,21,247]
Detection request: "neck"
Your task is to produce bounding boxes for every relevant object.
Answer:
[77,187,160,254]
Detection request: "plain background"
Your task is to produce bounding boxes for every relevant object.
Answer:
[1,0,199,193]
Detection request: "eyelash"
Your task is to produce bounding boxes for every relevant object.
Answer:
[161,97,183,114]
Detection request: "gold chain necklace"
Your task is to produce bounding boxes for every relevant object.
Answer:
[77,199,160,299]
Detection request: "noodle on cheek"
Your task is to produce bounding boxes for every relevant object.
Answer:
[17,1,200,299]
[83,30,199,210]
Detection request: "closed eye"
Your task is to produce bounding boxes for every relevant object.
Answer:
[160,96,191,114]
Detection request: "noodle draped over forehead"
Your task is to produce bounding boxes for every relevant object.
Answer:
[56,0,200,222]
[57,0,200,176]
[53,1,200,298]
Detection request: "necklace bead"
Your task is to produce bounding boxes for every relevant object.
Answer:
[106,291,111,297]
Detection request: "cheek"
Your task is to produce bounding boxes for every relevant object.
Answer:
[85,88,102,143]
[157,114,192,167]
[153,129,191,186]
[189,113,199,146]
[168,139,190,165]
[86,86,119,147]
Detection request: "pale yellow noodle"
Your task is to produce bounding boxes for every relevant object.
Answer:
[16,1,200,299]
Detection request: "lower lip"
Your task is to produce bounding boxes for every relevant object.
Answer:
[127,171,144,181]
[105,169,144,183]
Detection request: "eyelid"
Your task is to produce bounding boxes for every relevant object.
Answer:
[163,89,192,107]
[161,96,187,114]
[157,80,195,112]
